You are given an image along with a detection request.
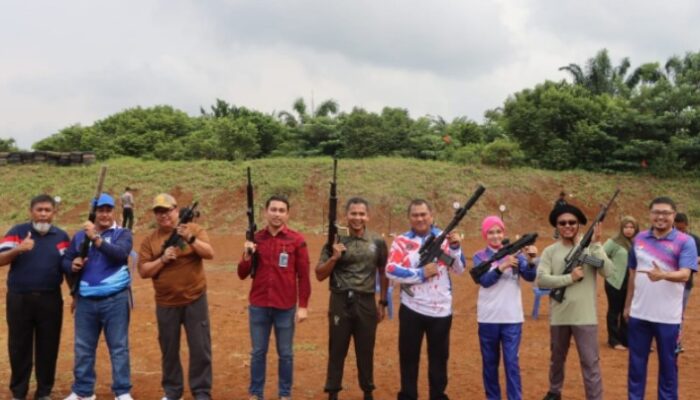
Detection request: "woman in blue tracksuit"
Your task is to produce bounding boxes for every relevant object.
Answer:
[472,216,537,400]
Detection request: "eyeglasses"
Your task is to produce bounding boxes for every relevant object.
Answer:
[557,220,578,227]
[650,210,674,217]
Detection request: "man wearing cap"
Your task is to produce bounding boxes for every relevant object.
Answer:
[536,203,613,400]
[0,194,70,400]
[137,193,215,400]
[625,197,697,399]
[62,193,134,400]
[120,187,134,230]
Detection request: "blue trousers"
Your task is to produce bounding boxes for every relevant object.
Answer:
[248,305,296,399]
[478,323,522,400]
[72,289,131,397]
[628,317,679,400]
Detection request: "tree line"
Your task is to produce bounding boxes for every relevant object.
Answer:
[23,49,700,177]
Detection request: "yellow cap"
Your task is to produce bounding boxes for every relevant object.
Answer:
[152,193,177,210]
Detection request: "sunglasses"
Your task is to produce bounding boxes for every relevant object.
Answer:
[557,220,578,227]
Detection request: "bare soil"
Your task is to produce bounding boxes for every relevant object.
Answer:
[0,231,697,400]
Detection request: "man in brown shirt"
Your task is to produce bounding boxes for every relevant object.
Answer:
[137,193,215,400]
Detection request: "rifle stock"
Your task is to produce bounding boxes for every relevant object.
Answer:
[550,189,620,302]
[325,159,338,256]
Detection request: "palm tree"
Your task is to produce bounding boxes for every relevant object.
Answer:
[559,49,634,95]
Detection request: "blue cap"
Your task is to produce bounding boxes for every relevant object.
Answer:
[95,193,115,208]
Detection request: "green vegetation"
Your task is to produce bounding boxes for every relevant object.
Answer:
[20,49,700,178]
[1,158,699,233]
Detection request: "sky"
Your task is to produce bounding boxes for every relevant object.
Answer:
[1,0,699,149]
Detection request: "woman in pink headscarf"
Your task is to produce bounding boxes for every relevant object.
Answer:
[472,216,538,400]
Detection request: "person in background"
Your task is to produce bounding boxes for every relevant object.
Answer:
[120,187,134,230]
[603,216,639,350]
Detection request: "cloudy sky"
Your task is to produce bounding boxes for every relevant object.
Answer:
[2,0,699,149]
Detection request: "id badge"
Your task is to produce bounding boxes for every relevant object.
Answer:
[279,251,289,268]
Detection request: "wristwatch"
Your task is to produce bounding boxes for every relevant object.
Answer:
[187,235,196,244]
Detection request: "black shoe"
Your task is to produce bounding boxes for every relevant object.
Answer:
[328,393,338,400]
[543,392,561,400]
[363,392,373,400]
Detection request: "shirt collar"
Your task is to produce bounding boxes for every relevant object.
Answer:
[642,227,678,241]
[405,225,440,239]
[263,224,289,238]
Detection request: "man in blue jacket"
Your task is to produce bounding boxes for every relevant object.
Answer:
[62,193,134,400]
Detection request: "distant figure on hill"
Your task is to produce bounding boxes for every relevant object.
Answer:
[120,187,134,230]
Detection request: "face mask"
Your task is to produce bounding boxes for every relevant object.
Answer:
[32,222,52,234]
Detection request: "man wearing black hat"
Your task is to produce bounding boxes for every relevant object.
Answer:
[536,203,613,400]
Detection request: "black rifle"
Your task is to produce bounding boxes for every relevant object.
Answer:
[469,233,538,284]
[246,167,259,278]
[401,184,486,296]
[71,165,108,296]
[550,189,620,303]
[324,159,338,257]
[159,201,199,257]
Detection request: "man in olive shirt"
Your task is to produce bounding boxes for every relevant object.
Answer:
[316,197,389,400]
[137,194,215,400]
[536,203,613,400]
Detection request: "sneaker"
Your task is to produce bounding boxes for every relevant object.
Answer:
[37,397,52,400]
[115,394,134,400]
[64,394,96,400]
[279,397,291,400]
[248,397,261,400]
[160,398,183,400]
[542,392,561,400]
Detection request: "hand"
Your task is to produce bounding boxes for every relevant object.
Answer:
[71,257,86,273]
[423,262,439,278]
[83,221,97,241]
[330,243,346,261]
[18,232,35,253]
[571,266,584,281]
[161,246,177,264]
[507,255,519,269]
[623,306,630,321]
[243,241,257,260]
[177,223,194,243]
[646,261,667,282]
[376,303,386,323]
[296,307,308,323]
[593,222,603,243]
[447,231,461,248]
[524,245,538,261]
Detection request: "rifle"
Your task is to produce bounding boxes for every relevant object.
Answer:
[159,201,199,257]
[71,165,108,296]
[469,233,538,284]
[246,167,259,278]
[324,159,338,257]
[550,189,620,303]
[401,184,486,296]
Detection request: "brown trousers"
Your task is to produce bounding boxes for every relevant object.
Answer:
[548,324,603,400]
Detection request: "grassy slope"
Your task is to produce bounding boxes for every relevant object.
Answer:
[1,157,699,234]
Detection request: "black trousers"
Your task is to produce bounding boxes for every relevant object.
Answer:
[122,208,134,230]
[324,291,377,395]
[605,278,628,347]
[398,304,452,400]
[6,290,63,399]
[156,293,212,400]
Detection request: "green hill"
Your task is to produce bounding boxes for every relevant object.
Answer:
[1,157,699,235]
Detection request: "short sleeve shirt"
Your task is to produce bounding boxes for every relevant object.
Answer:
[319,230,388,293]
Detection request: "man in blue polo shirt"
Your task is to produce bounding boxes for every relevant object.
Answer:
[62,193,134,400]
[625,196,698,400]
[0,194,70,400]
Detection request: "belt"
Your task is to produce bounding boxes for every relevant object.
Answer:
[81,288,128,301]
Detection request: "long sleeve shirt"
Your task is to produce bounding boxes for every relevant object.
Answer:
[63,223,132,297]
[536,240,613,325]
[385,227,465,317]
[472,247,536,323]
[603,239,629,290]
[238,226,311,309]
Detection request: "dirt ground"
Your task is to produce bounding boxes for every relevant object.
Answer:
[0,232,698,400]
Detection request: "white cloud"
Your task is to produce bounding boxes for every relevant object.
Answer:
[1,0,699,149]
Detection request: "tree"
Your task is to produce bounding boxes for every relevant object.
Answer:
[0,138,18,152]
